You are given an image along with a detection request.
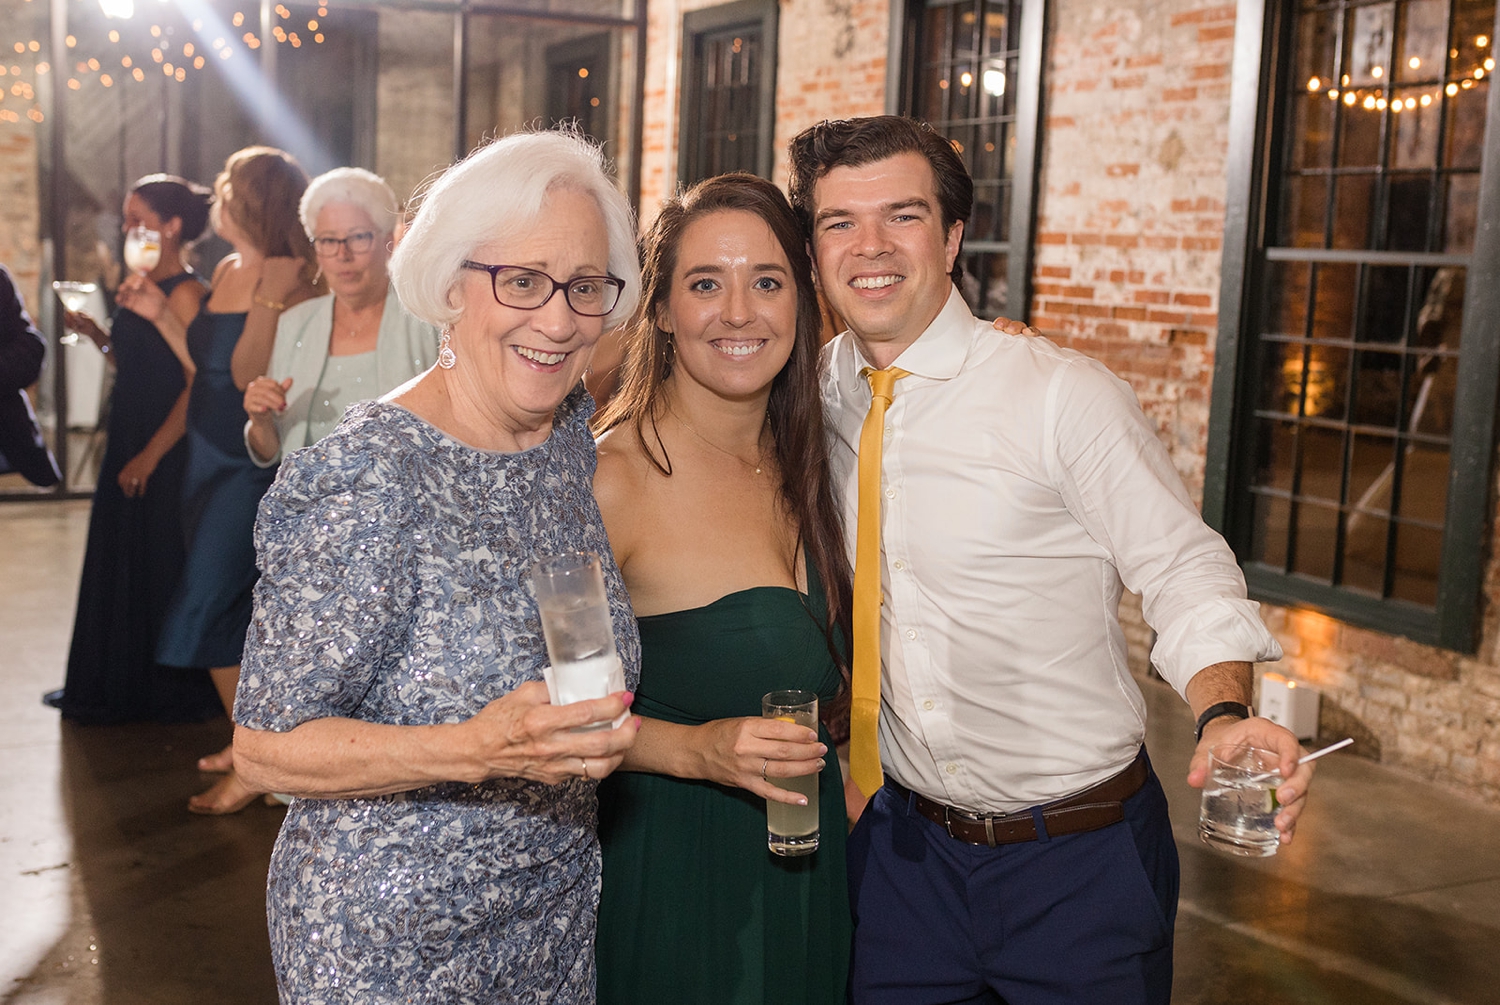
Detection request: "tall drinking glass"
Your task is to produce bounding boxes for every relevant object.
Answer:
[762,689,819,856]
[123,225,161,274]
[530,550,626,729]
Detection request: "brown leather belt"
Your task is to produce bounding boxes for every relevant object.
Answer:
[887,748,1149,847]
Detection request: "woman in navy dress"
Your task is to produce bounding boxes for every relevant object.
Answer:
[50,176,222,724]
[121,147,321,813]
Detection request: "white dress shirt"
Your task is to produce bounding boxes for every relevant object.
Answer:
[821,287,1281,813]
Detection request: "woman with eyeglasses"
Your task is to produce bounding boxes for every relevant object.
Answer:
[239,167,437,472]
[229,130,641,1002]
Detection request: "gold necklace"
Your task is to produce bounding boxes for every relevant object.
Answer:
[672,406,768,475]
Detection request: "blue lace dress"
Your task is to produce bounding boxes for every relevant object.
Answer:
[236,387,639,1005]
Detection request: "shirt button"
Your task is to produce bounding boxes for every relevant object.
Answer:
[885,487,896,499]
[885,425,892,435]
[892,560,904,571]
[905,629,917,640]
[922,699,934,711]
[945,762,958,774]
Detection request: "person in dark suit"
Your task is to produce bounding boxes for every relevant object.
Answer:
[0,263,61,487]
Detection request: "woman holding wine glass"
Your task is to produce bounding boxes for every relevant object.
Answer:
[47,175,225,725]
[119,146,322,812]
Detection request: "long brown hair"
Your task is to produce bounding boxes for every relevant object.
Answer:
[214,146,316,269]
[594,173,852,669]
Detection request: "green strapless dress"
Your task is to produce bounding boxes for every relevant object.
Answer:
[596,580,851,1005]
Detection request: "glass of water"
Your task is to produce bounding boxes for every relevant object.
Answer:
[762,689,819,857]
[1198,743,1281,857]
[530,550,626,729]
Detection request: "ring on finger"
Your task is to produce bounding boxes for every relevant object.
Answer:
[579,757,590,781]
[761,758,769,783]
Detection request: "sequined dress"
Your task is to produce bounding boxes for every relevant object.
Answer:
[236,387,639,1005]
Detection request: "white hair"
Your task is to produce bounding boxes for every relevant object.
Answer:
[299,167,400,238]
[390,129,641,331]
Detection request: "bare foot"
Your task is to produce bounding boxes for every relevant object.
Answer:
[188,770,262,815]
[197,744,234,773]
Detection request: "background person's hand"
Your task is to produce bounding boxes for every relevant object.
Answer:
[116,274,167,322]
[1187,715,1314,844]
[992,315,1043,337]
[256,257,307,305]
[244,376,292,423]
[694,715,826,805]
[463,681,639,786]
[63,309,109,349]
[117,452,158,497]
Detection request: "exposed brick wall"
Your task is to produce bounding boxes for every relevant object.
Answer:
[1029,0,1500,806]
[637,0,889,223]
[1030,0,1236,499]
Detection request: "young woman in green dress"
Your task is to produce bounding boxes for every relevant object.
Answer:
[592,173,853,1005]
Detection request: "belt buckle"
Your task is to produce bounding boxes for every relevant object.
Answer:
[943,805,999,847]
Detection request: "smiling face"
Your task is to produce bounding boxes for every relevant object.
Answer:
[449,184,609,438]
[660,209,797,405]
[809,151,963,367]
[313,201,391,302]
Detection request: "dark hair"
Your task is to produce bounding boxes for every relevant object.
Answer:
[593,172,852,669]
[214,146,316,267]
[787,115,974,285]
[132,174,213,243]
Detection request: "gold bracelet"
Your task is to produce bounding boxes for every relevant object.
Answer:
[253,294,286,311]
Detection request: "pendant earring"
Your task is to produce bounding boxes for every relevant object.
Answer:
[437,328,457,369]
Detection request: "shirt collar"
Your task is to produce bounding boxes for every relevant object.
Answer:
[845,285,975,382]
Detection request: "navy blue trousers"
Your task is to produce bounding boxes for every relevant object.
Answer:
[847,754,1179,1005]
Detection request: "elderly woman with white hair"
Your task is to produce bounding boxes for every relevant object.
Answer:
[231,129,643,1002]
[240,166,438,469]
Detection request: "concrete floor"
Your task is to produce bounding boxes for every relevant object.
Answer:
[3,499,1499,1004]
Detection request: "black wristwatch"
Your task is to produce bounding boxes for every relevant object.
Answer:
[1194,701,1253,742]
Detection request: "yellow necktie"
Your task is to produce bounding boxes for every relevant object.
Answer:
[850,365,908,797]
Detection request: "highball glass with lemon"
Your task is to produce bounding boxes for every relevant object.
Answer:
[762,689,819,856]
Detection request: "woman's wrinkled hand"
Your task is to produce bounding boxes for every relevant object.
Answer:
[464,681,639,786]
[696,716,826,805]
[244,376,293,425]
[116,274,167,322]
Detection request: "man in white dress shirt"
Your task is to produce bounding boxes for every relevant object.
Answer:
[787,115,1316,1004]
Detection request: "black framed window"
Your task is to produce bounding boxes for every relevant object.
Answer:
[678,0,778,184]
[891,0,1045,319]
[1206,0,1500,650]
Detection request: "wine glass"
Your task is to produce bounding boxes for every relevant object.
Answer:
[123,225,162,274]
[53,280,99,345]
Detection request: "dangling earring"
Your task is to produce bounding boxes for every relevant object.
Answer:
[313,266,324,287]
[663,332,675,373]
[438,328,457,370]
